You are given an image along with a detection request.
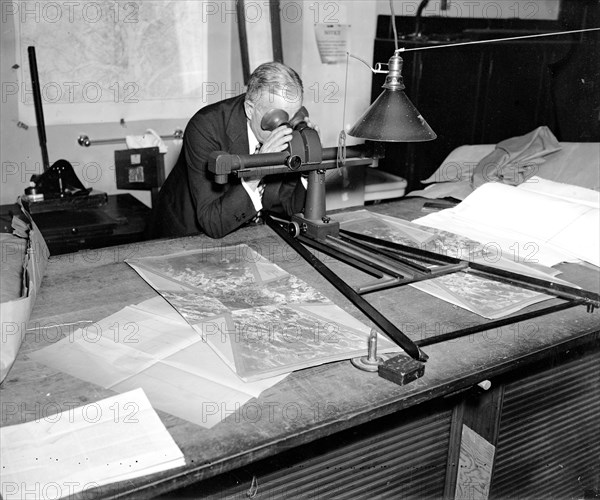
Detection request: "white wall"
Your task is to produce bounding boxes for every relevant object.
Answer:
[1,0,381,206]
[378,0,561,19]
[281,0,378,148]
[1,0,561,206]
[0,0,241,206]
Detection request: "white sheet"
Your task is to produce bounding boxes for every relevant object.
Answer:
[413,178,600,268]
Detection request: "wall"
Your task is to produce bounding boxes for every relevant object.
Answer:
[278,1,380,209]
[1,1,562,206]
[1,0,381,207]
[281,0,378,149]
[0,0,241,206]
[378,0,561,19]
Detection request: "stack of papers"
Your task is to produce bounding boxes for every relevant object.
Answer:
[335,208,573,319]
[31,243,397,428]
[0,388,184,499]
[29,297,286,429]
[125,244,398,381]
[413,177,600,268]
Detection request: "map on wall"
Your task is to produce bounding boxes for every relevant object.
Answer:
[13,0,208,125]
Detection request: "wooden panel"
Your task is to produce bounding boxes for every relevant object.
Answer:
[454,425,495,500]
[490,351,600,498]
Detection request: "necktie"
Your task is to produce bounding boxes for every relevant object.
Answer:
[250,143,264,224]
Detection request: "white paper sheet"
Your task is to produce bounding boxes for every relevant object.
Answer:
[1,203,49,383]
[125,246,400,382]
[336,207,580,319]
[413,179,600,267]
[0,388,184,500]
[29,297,287,429]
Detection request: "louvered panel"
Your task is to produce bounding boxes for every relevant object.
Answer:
[252,416,449,496]
[501,372,597,418]
[493,432,600,486]
[499,368,599,422]
[201,408,452,499]
[491,351,600,499]
[262,412,451,499]
[496,393,600,446]
[502,361,592,401]
[493,406,600,467]
[500,392,597,432]
[322,444,450,500]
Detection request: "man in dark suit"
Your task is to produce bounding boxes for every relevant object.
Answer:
[148,62,310,239]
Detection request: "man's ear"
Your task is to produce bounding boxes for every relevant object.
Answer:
[244,100,254,120]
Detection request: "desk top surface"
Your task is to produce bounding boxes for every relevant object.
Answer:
[2,197,599,499]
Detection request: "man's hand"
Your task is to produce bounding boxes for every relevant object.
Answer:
[259,125,293,153]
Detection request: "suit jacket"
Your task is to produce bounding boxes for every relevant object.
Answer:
[148,94,306,239]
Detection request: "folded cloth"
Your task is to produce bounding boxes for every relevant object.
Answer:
[471,126,561,188]
[125,128,168,153]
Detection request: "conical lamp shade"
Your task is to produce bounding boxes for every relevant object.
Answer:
[348,88,437,142]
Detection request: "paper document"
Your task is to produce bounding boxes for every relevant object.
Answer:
[126,245,399,381]
[1,201,49,384]
[413,178,600,267]
[0,388,185,500]
[29,297,287,428]
[336,209,565,319]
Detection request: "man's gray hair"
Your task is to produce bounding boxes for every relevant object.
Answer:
[246,62,303,104]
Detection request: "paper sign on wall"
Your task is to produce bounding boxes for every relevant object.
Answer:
[314,24,350,64]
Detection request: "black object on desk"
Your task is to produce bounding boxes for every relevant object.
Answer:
[22,189,109,214]
[1,194,151,255]
[31,209,118,241]
[379,354,426,385]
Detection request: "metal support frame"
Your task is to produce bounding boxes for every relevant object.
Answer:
[265,214,599,364]
[208,125,599,366]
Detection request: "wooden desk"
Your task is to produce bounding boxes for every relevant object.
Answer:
[1,198,599,499]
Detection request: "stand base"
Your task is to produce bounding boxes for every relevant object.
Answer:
[351,355,382,372]
[378,354,425,386]
[291,213,339,240]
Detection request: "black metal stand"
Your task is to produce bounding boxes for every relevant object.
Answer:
[264,214,429,362]
[264,214,600,365]
[208,121,599,370]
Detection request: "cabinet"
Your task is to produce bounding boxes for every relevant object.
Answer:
[158,339,600,499]
[372,11,599,192]
[0,194,151,255]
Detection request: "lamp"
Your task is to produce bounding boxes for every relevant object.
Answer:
[346,0,437,143]
[348,52,436,142]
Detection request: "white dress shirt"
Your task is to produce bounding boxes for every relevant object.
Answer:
[241,122,265,211]
[240,122,308,212]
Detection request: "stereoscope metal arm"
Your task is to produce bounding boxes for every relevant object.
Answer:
[206,110,599,384]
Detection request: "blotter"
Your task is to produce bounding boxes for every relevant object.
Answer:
[0,388,185,500]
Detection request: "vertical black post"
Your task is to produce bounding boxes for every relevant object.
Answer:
[28,46,50,172]
[304,170,327,221]
[236,0,251,85]
[269,0,283,63]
